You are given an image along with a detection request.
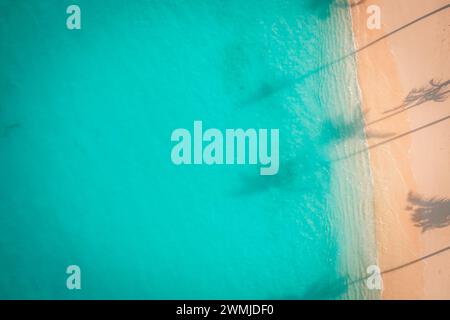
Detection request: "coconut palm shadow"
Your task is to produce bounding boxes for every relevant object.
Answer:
[241,80,293,105]
[367,79,450,126]
[333,0,366,8]
[302,0,365,20]
[319,110,395,145]
[319,113,363,144]
[275,275,350,300]
[2,123,21,138]
[302,0,334,20]
[299,275,349,300]
[349,245,450,287]
[232,152,329,197]
[386,79,450,113]
[405,192,450,233]
[278,245,450,299]
[232,160,299,196]
[244,4,450,105]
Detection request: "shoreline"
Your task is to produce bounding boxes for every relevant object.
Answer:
[350,0,450,299]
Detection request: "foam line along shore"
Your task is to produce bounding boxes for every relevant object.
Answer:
[350,0,450,299]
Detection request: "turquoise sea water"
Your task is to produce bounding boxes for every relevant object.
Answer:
[0,0,378,299]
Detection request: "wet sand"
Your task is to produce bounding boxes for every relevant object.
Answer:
[350,0,450,299]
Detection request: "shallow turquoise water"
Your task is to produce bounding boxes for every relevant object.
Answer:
[0,0,377,299]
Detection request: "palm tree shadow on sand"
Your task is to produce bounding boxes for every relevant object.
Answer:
[367,79,450,126]
[243,5,450,106]
[384,79,450,114]
[405,191,450,233]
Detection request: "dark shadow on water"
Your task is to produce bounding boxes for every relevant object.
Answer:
[2,123,21,138]
[232,160,298,196]
[241,79,293,105]
[302,0,334,20]
[232,151,329,197]
[274,275,349,300]
[274,245,450,299]
[333,0,367,8]
[367,79,450,126]
[298,275,349,300]
[302,0,366,20]
[318,110,394,145]
[233,109,398,196]
[319,112,363,144]
[406,192,450,233]
[243,4,450,105]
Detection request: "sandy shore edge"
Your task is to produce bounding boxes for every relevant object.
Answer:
[349,0,450,299]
